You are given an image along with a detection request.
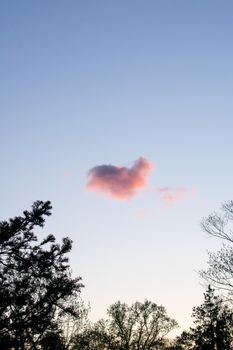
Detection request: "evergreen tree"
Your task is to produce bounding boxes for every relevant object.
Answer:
[172,287,233,350]
[0,200,83,350]
[191,286,232,350]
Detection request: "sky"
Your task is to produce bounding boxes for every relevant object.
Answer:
[1,0,233,335]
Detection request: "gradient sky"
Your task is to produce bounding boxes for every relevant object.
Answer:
[1,1,233,335]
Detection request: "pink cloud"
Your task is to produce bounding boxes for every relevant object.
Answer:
[157,187,196,204]
[87,157,154,200]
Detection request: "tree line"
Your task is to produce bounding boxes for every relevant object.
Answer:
[0,200,233,349]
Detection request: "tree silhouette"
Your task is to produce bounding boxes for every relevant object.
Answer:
[55,295,89,350]
[72,300,178,350]
[200,200,233,296]
[173,286,233,350]
[0,200,83,350]
[40,330,66,350]
[191,285,233,350]
[108,300,178,350]
[72,320,118,350]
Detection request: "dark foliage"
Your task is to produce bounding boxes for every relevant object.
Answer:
[191,285,233,350]
[173,286,233,350]
[0,200,83,350]
[40,330,66,350]
[72,320,118,350]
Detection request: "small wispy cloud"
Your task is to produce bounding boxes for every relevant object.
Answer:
[86,157,154,200]
[157,187,196,204]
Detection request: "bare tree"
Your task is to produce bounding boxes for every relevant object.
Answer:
[107,300,178,350]
[200,201,233,297]
[201,200,233,243]
[71,300,178,350]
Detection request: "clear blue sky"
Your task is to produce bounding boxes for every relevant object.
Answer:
[1,1,233,334]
